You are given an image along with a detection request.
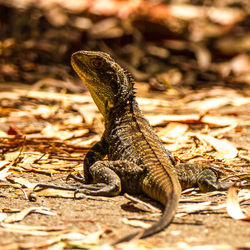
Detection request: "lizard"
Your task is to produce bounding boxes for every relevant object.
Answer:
[34,50,231,243]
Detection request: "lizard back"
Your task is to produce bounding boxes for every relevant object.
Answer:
[106,98,181,205]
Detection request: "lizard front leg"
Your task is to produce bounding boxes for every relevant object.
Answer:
[33,138,108,192]
[69,137,109,184]
[74,160,145,196]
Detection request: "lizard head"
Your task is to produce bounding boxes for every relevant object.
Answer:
[71,50,134,117]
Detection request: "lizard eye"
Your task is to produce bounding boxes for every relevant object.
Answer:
[91,58,103,68]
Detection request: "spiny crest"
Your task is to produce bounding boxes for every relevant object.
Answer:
[112,67,135,105]
[124,69,136,98]
[124,70,135,85]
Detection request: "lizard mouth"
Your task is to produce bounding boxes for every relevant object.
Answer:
[71,55,88,79]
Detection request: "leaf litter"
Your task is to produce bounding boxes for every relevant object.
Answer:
[0,82,249,249]
[0,0,250,247]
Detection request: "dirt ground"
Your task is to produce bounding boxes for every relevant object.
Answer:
[0,83,249,249]
[1,0,250,249]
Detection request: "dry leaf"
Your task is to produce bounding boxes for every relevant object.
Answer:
[32,105,58,119]
[147,113,239,128]
[207,6,245,25]
[0,213,7,222]
[0,130,7,137]
[32,188,76,199]
[209,124,237,137]
[10,177,37,189]
[33,188,109,202]
[122,218,151,229]
[191,43,211,70]
[73,104,99,125]
[124,193,160,213]
[63,229,108,245]
[146,114,200,126]
[238,151,250,162]
[178,201,211,214]
[0,241,65,250]
[22,89,93,104]
[0,161,10,169]
[197,134,238,159]
[169,4,204,21]
[66,135,100,148]
[0,164,11,181]
[3,207,56,223]
[0,223,66,236]
[226,185,250,221]
[201,115,238,127]
[158,122,188,139]
[138,97,169,108]
[187,97,231,112]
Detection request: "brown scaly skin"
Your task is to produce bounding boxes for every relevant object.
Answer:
[71,51,232,243]
[71,51,182,242]
[34,51,231,243]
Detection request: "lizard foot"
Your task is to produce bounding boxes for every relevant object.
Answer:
[74,183,120,197]
[33,183,81,192]
[33,172,87,192]
[66,172,85,183]
[32,182,112,199]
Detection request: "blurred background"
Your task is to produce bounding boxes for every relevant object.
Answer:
[1,0,250,92]
[0,2,250,248]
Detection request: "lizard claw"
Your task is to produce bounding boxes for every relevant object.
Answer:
[66,172,85,183]
[33,183,79,192]
[73,185,106,199]
[73,183,116,196]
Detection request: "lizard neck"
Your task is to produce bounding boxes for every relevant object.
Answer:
[104,94,141,128]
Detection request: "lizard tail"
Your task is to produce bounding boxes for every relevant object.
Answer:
[113,185,180,245]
